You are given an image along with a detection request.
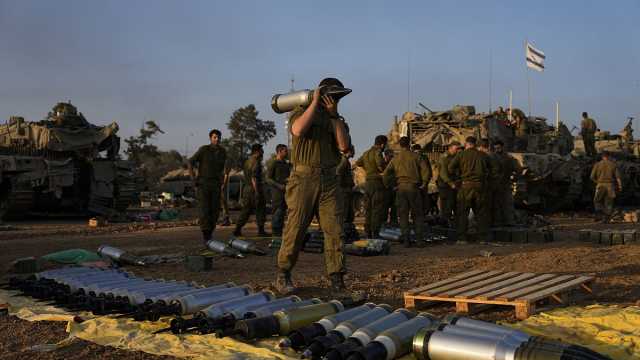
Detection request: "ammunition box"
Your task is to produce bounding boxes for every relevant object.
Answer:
[492,228,511,242]
[578,230,591,242]
[599,231,612,245]
[10,257,40,274]
[185,255,213,272]
[511,228,528,243]
[623,231,638,243]
[527,230,547,243]
[611,231,625,245]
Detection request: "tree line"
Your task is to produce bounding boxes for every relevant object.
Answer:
[124,104,276,188]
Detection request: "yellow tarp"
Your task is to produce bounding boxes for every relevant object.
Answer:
[505,304,640,360]
[3,288,637,359]
[1,289,296,359]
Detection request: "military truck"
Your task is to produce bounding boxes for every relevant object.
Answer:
[0,102,139,218]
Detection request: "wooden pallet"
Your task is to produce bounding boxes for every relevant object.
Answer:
[404,270,594,320]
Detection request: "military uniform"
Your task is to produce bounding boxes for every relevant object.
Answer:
[355,146,386,238]
[416,152,433,216]
[266,158,291,236]
[437,152,457,223]
[448,147,491,242]
[190,144,227,237]
[235,154,266,232]
[484,152,501,227]
[278,107,345,275]
[581,117,598,157]
[493,153,519,226]
[590,158,621,218]
[337,156,355,226]
[383,149,430,245]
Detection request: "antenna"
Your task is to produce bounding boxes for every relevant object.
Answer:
[407,51,411,112]
[290,75,295,92]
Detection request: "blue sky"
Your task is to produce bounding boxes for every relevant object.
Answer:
[0,0,638,157]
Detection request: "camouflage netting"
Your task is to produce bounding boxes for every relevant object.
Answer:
[0,120,119,153]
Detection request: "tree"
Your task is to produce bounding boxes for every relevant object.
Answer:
[124,121,184,189]
[225,104,276,169]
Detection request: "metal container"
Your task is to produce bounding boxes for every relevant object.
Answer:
[148,283,235,304]
[206,239,244,258]
[352,313,437,360]
[171,285,251,315]
[271,89,314,114]
[275,300,344,334]
[197,291,275,320]
[247,298,322,319]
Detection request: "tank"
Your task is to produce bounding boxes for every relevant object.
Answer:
[384,104,591,211]
[0,102,140,218]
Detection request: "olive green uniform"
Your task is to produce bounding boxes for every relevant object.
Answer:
[236,154,266,230]
[337,156,355,226]
[356,146,386,237]
[437,153,458,223]
[278,107,345,275]
[590,158,621,217]
[416,152,433,216]
[484,152,501,227]
[383,149,430,244]
[581,117,598,157]
[190,144,227,235]
[448,148,491,242]
[266,158,291,236]
[493,152,519,226]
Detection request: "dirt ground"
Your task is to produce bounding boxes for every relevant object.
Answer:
[1,212,639,359]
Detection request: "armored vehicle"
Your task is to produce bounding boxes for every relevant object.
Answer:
[0,102,139,218]
[385,105,586,211]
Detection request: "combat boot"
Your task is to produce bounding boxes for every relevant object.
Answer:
[220,216,231,227]
[258,226,271,237]
[232,227,242,237]
[201,230,212,244]
[329,273,348,294]
[274,271,295,294]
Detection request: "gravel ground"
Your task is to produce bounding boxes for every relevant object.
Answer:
[1,212,639,358]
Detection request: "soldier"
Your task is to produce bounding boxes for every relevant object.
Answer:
[590,151,622,222]
[492,140,520,226]
[218,167,232,226]
[276,77,351,295]
[382,148,398,227]
[189,129,227,244]
[337,145,356,232]
[234,144,269,237]
[512,109,528,151]
[266,144,291,237]
[581,112,598,157]
[411,144,433,216]
[383,136,430,247]
[478,139,499,227]
[437,141,460,225]
[448,136,491,244]
[355,135,388,238]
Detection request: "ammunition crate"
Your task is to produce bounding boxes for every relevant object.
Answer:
[185,255,213,272]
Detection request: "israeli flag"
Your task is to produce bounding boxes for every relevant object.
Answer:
[526,42,545,72]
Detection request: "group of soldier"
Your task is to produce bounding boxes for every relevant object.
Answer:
[187,77,624,295]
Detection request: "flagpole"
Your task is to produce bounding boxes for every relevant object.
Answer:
[526,39,532,118]
[508,90,513,121]
[489,49,493,113]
